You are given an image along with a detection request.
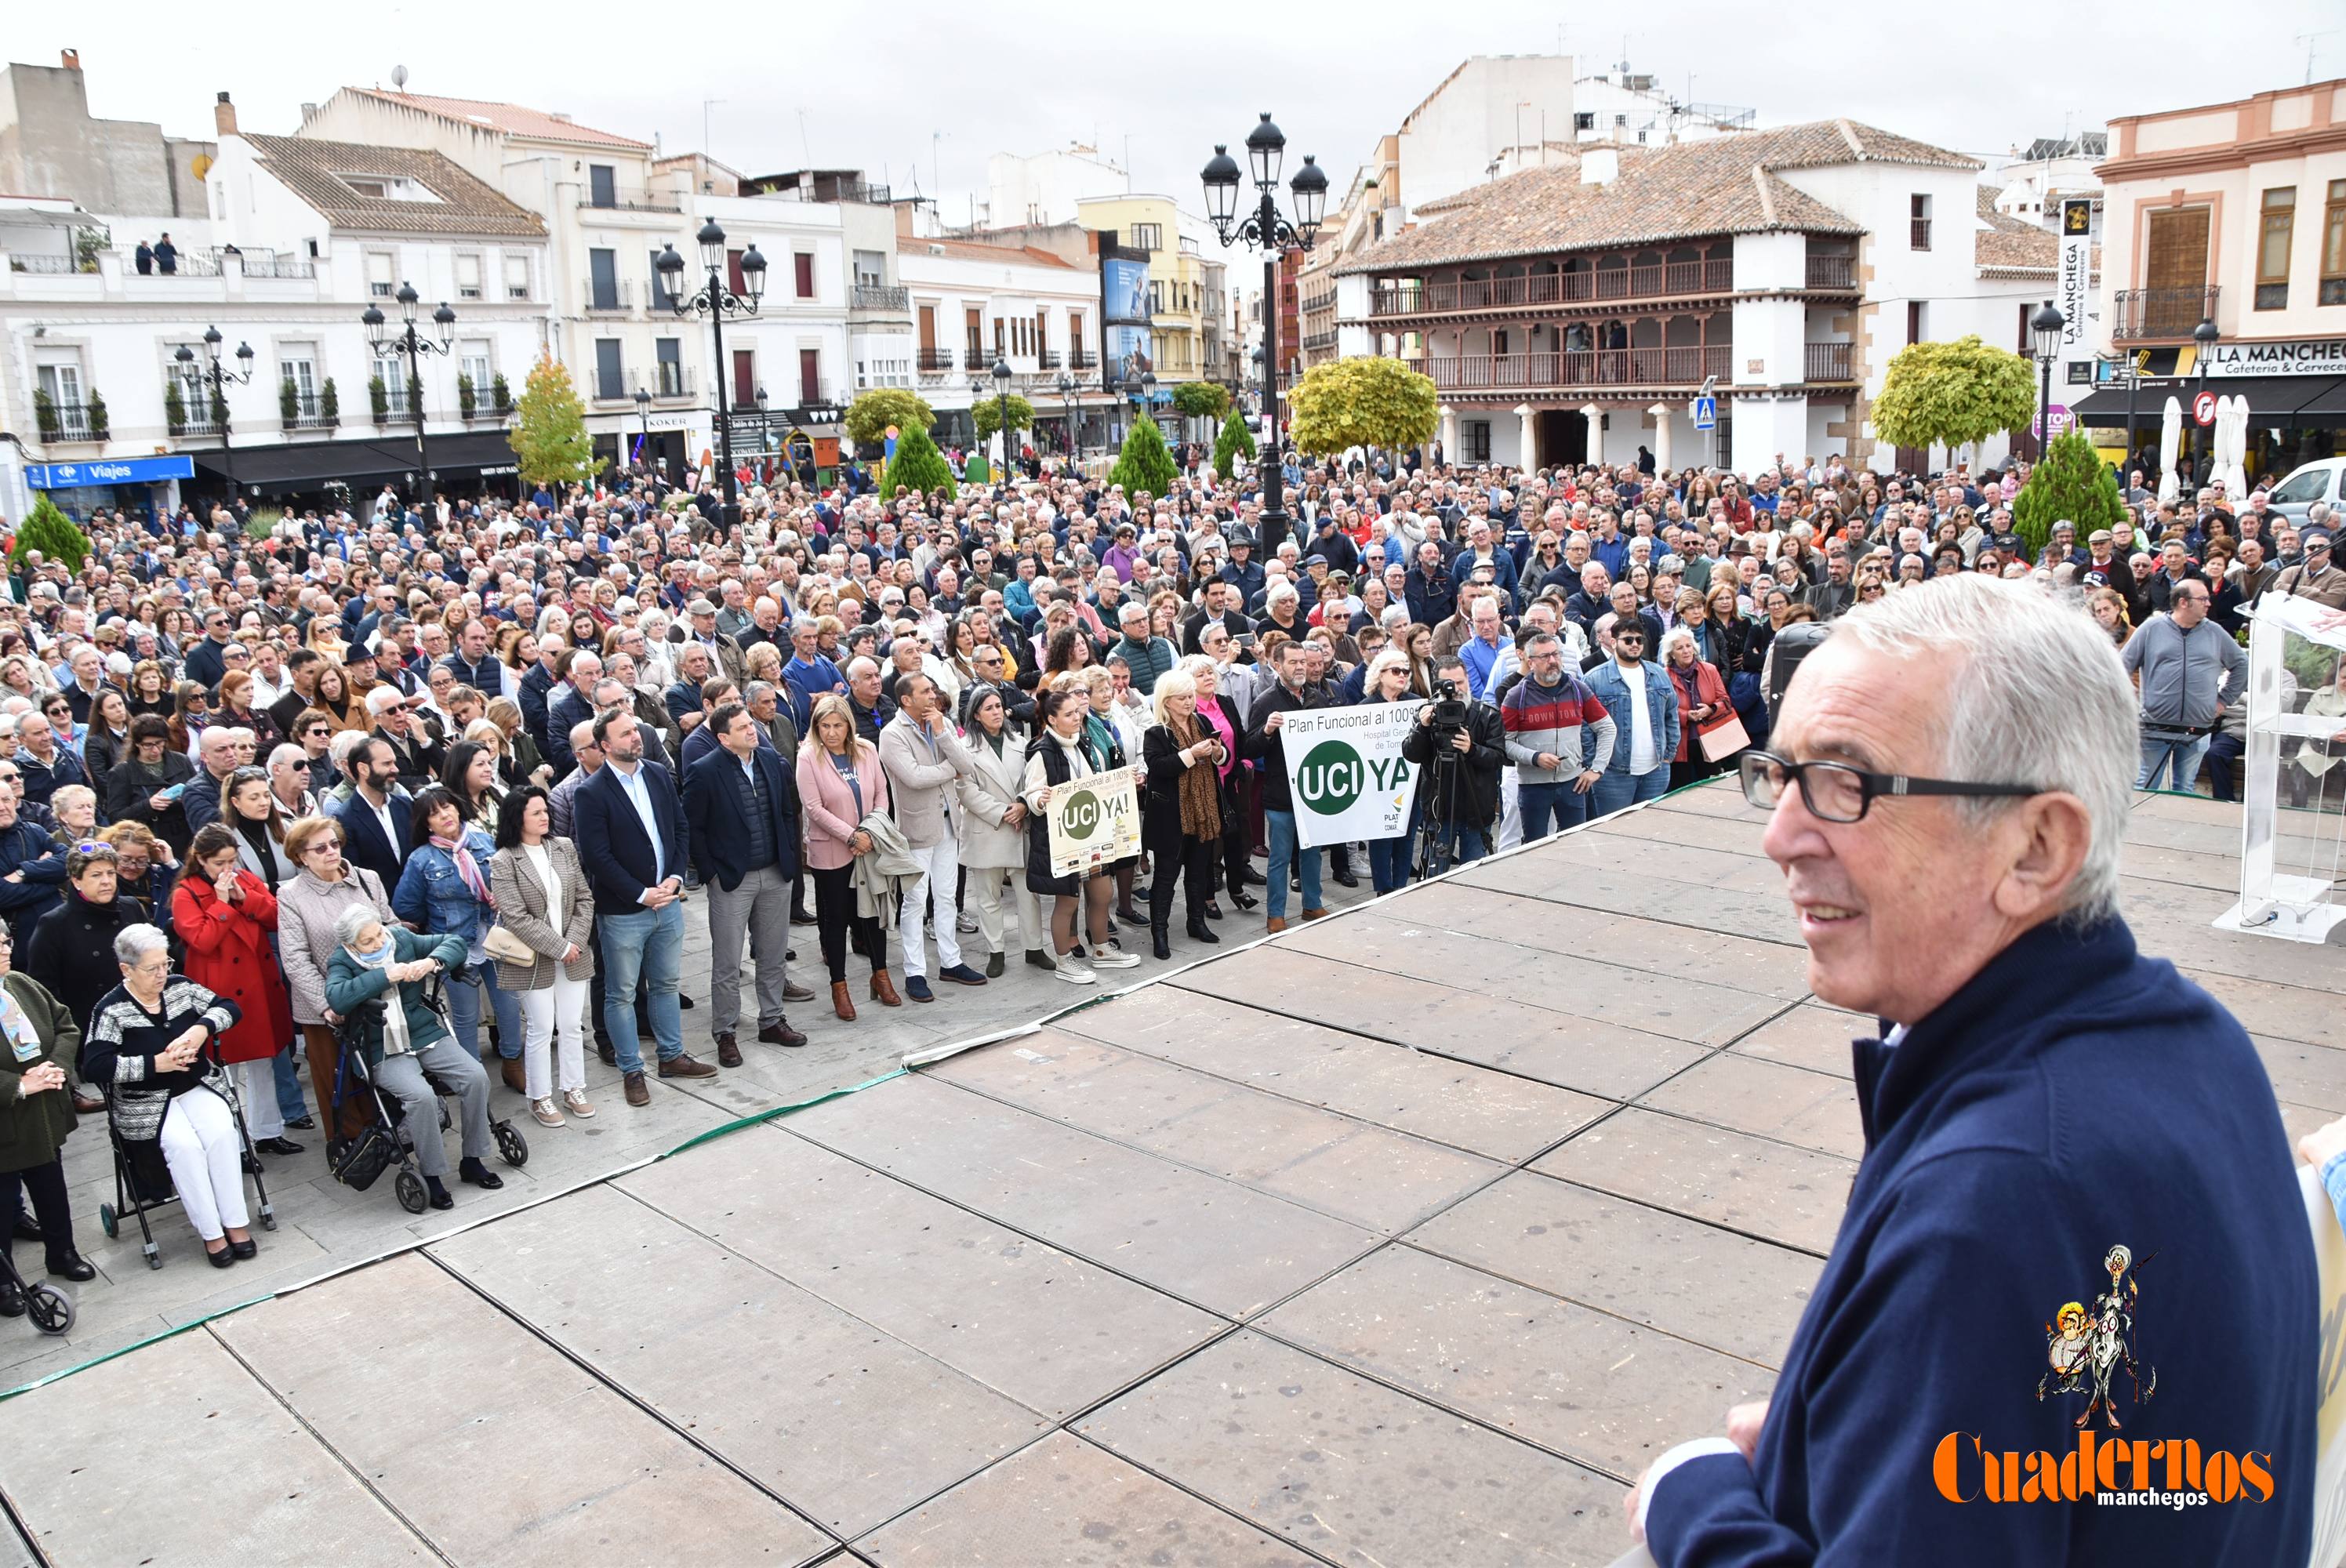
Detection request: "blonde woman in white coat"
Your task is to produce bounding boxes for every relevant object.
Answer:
[956,686,1044,978]
[487,786,597,1128]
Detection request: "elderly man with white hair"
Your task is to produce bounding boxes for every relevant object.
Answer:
[1625,575,2314,1566]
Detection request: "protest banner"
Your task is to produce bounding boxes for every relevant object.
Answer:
[1046,764,1142,876]
[1281,701,1421,849]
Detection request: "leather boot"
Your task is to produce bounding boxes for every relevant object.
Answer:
[870,969,902,1007]
[831,981,857,1022]
[1186,916,1221,945]
[1150,924,1171,960]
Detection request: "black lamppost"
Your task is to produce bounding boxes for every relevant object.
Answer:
[633,386,652,473]
[175,325,254,503]
[2029,302,2065,459]
[993,357,1015,477]
[2193,316,2221,489]
[1202,113,1327,557]
[656,219,765,524]
[362,281,456,511]
[1058,371,1077,456]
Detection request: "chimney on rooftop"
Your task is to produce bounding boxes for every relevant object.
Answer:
[214,92,238,137]
[1581,147,1618,186]
[60,49,81,71]
[300,103,318,122]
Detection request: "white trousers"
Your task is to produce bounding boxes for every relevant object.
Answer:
[232,1056,285,1141]
[518,975,590,1100]
[1495,767,1523,854]
[968,863,1044,956]
[159,1088,250,1242]
[896,835,963,978]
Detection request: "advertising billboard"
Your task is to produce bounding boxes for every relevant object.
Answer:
[1106,325,1154,389]
[1103,257,1150,324]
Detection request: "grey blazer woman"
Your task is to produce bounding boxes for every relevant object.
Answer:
[487,837,597,990]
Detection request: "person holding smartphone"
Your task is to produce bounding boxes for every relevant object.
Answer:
[101,714,197,861]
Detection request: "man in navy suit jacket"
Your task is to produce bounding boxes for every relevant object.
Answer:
[327,738,414,891]
[568,708,712,1101]
[681,703,808,1059]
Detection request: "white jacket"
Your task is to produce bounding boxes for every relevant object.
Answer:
[956,732,1029,870]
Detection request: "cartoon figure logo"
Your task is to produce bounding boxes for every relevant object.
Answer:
[2037,1243,2157,1429]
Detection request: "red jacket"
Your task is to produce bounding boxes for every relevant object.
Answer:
[1667,657,1733,763]
[171,869,292,1065]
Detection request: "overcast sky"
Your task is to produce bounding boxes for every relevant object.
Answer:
[19,0,2343,218]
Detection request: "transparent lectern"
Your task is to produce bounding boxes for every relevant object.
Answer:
[2216,591,2346,944]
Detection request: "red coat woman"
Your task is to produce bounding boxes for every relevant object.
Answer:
[1664,636,1738,791]
[170,832,293,1073]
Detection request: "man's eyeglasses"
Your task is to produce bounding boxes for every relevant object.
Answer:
[1739,751,2043,825]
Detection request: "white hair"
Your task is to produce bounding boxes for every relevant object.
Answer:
[113,924,169,967]
[1827,574,2132,925]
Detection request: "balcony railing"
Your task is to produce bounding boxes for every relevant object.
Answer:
[1910,219,1932,251]
[1302,331,1338,352]
[1426,345,1733,391]
[284,412,339,430]
[40,403,96,439]
[169,415,223,437]
[1068,350,1096,369]
[579,187,683,213]
[2112,285,2221,340]
[582,278,634,314]
[1371,257,1735,317]
[1804,342,1854,381]
[850,283,910,311]
[916,348,955,372]
[1805,254,1856,290]
[10,254,81,274]
[1037,348,1062,368]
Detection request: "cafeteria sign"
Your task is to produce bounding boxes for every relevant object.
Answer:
[1046,764,1141,877]
[1282,701,1421,848]
[2198,338,2346,378]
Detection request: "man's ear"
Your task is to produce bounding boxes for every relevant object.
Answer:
[1992,791,2094,923]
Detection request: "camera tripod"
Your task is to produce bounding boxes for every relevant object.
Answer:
[1410,727,1469,880]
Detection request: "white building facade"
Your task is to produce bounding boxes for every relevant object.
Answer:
[898,225,1108,456]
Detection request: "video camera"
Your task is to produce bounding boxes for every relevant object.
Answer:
[1429,676,1470,736]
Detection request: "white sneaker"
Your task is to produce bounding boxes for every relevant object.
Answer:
[1090,945,1140,969]
[1053,952,1098,985]
[955,912,980,934]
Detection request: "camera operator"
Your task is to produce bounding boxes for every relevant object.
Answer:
[1401,655,1505,875]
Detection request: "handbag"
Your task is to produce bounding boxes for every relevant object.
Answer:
[1698,712,1752,764]
[482,923,537,965]
[332,1123,398,1192]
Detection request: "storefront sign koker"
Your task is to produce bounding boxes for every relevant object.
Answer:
[2199,339,2346,378]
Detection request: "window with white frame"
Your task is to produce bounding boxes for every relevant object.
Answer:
[454,253,483,300]
[376,352,408,415]
[459,341,493,404]
[281,352,319,419]
[503,253,531,300]
[365,251,396,298]
[35,362,86,434]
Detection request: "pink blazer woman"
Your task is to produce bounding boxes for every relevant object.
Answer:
[796,740,892,870]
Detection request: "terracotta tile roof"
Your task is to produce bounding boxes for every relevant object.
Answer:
[1971,186,2100,279]
[245,136,546,238]
[1338,120,1976,276]
[350,88,650,151]
[908,236,1081,270]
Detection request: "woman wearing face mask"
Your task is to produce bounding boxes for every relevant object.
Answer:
[322,906,499,1211]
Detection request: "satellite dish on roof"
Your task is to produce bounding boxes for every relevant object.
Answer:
[391,64,409,89]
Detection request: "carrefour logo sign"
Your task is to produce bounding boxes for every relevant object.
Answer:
[27,455,194,488]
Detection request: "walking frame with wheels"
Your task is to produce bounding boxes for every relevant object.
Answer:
[0,1243,74,1335]
[95,1038,278,1271]
[327,972,527,1216]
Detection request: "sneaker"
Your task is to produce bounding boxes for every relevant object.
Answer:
[562,1089,596,1119]
[1052,952,1098,985]
[955,912,980,934]
[531,1098,566,1127]
[1090,945,1141,970]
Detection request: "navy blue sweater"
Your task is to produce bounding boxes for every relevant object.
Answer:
[1648,916,2315,1566]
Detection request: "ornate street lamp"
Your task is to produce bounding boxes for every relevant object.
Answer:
[656,218,765,524]
[2192,316,2221,490]
[633,386,653,475]
[361,281,456,510]
[175,325,256,501]
[993,356,1015,477]
[2030,302,2065,458]
[1057,371,1077,456]
[1204,112,1327,556]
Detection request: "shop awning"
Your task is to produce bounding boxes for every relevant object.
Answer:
[2068,373,2346,430]
[190,430,521,488]
[2285,376,2346,427]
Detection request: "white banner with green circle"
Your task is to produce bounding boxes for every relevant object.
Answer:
[1283,702,1422,848]
[1045,764,1142,877]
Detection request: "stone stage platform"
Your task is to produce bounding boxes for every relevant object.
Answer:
[2,781,2335,1567]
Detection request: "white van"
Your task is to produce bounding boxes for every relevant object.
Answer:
[2268,456,2346,523]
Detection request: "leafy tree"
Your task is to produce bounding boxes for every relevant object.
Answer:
[1212,408,1257,480]
[11,493,91,573]
[506,352,602,491]
[1172,382,1230,422]
[1109,417,1178,497]
[2013,428,2126,561]
[1290,356,1438,456]
[971,394,1036,444]
[844,388,936,449]
[1871,335,2036,454]
[880,420,955,496]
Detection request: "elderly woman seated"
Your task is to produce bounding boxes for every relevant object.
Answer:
[321,904,503,1211]
[81,924,252,1268]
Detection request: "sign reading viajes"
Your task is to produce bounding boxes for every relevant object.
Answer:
[1046,764,1142,877]
[1282,702,1421,849]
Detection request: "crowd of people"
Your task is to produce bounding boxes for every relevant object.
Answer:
[0,430,2334,1308]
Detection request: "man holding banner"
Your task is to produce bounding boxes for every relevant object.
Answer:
[1242,641,1328,933]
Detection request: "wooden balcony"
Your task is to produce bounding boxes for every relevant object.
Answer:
[1371,258,1734,318]
[1804,342,1854,381]
[1805,254,1857,290]
[1427,346,1732,392]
